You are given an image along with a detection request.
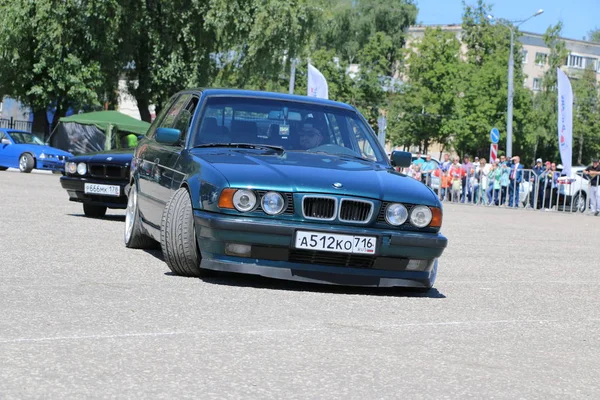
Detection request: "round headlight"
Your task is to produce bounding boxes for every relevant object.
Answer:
[261,192,285,215]
[76,162,87,175]
[232,190,257,212]
[409,205,433,228]
[39,153,46,159]
[385,203,408,226]
[66,162,77,174]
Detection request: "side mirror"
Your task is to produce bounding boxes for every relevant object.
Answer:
[155,127,181,145]
[1,138,10,145]
[390,150,412,168]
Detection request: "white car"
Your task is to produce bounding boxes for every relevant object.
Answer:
[520,166,589,212]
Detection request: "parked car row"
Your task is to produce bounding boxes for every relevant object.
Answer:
[39,89,448,292]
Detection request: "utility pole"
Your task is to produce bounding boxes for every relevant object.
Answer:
[488,9,544,159]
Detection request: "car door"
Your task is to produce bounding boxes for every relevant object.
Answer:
[169,95,200,191]
[0,131,18,168]
[0,131,10,166]
[136,94,194,228]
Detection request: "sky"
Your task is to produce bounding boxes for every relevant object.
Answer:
[414,0,599,41]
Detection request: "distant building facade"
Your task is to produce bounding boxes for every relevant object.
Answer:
[406,24,600,89]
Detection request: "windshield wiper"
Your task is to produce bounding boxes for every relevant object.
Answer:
[306,150,374,162]
[192,143,285,155]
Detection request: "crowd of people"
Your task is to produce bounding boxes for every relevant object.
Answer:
[402,152,600,214]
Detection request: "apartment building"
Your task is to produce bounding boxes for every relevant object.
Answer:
[406,25,600,90]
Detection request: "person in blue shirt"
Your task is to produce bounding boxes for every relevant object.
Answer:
[508,156,524,207]
[530,158,545,209]
[421,154,437,186]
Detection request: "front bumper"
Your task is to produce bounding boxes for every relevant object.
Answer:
[37,159,66,172]
[194,210,448,288]
[60,176,129,209]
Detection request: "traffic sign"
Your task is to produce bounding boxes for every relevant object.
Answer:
[490,127,500,144]
[489,143,498,162]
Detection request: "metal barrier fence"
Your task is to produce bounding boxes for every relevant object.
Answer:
[401,165,594,213]
[0,117,33,132]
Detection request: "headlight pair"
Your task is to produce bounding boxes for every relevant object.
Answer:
[384,203,440,228]
[219,189,285,215]
[65,162,87,175]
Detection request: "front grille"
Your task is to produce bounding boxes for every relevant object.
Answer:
[289,249,375,269]
[303,196,336,220]
[339,199,373,223]
[88,163,127,179]
[256,191,294,215]
[57,155,67,161]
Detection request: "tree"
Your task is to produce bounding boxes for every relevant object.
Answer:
[316,0,417,76]
[572,65,600,164]
[587,28,600,43]
[205,0,319,92]
[0,0,122,135]
[448,0,534,159]
[529,23,569,164]
[388,27,463,153]
[117,0,217,121]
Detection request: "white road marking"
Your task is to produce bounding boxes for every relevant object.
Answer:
[1,318,590,345]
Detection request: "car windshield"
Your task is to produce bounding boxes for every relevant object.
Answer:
[192,96,386,163]
[9,132,44,145]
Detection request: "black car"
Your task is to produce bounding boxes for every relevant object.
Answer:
[60,150,133,218]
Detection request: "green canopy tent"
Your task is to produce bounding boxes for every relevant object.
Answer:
[49,111,151,155]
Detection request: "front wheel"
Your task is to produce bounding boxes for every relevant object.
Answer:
[19,153,34,173]
[0,166,7,171]
[572,192,587,213]
[160,187,204,277]
[124,183,156,248]
[83,204,107,218]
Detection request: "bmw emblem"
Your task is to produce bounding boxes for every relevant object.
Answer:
[332,182,343,189]
[106,157,113,161]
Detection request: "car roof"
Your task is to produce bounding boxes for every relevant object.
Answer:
[178,88,357,111]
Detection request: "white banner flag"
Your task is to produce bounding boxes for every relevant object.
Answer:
[307,63,328,99]
[557,68,573,177]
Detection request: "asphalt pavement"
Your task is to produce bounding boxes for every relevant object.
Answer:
[1,169,599,399]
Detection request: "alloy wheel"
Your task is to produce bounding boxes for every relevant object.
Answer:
[124,186,137,243]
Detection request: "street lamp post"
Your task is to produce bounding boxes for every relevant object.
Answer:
[488,9,544,158]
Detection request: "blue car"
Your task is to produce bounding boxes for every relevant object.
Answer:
[124,88,448,291]
[0,129,72,173]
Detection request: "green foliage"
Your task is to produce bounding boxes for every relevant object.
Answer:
[315,0,417,75]
[528,23,570,163]
[588,28,600,43]
[572,66,600,164]
[388,27,463,153]
[0,0,121,132]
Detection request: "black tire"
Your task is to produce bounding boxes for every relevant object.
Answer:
[18,153,35,173]
[83,204,107,218]
[0,166,7,171]
[160,187,204,277]
[124,183,156,249]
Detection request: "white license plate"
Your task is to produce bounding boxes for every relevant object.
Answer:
[294,231,377,254]
[84,183,120,197]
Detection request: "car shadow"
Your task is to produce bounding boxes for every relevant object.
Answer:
[67,213,126,222]
[163,269,446,299]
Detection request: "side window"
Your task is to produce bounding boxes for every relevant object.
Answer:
[348,119,377,160]
[160,95,190,129]
[173,96,199,145]
[146,95,180,139]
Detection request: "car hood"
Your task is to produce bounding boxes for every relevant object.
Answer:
[193,149,439,206]
[69,149,133,164]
